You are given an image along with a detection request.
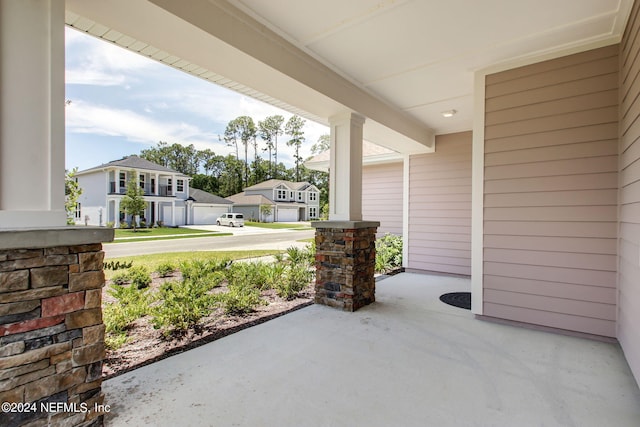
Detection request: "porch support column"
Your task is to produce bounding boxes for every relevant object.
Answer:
[114,198,121,228]
[312,112,378,312]
[328,112,365,221]
[0,0,65,227]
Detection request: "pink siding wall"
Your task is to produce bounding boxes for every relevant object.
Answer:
[619,0,640,382]
[408,132,472,275]
[362,162,403,235]
[484,45,619,337]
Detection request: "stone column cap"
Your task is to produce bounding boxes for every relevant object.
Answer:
[0,227,114,250]
[311,220,380,229]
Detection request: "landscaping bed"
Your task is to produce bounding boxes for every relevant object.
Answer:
[102,247,315,379]
[102,274,313,379]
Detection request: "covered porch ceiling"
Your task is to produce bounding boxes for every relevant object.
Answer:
[65,0,633,154]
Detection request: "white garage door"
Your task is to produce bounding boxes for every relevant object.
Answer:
[162,206,185,226]
[193,206,229,224]
[277,207,298,222]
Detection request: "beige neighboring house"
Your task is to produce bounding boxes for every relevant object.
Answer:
[226,179,320,222]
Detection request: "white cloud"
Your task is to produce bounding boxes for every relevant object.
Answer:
[65,27,154,86]
[65,100,231,154]
[65,28,330,168]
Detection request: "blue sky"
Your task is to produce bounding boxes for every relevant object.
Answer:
[65,27,328,172]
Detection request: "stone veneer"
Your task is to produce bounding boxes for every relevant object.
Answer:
[0,228,113,427]
[312,221,379,312]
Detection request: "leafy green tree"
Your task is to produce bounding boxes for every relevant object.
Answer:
[218,155,244,197]
[65,168,82,225]
[259,204,273,222]
[285,115,306,181]
[311,134,330,155]
[120,171,147,231]
[140,141,172,167]
[140,142,201,175]
[190,174,218,194]
[258,115,284,178]
[224,116,256,187]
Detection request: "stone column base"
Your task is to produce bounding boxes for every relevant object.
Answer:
[312,221,380,312]
[0,227,113,427]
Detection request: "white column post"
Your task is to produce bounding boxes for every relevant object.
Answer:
[328,112,365,221]
[0,0,65,228]
[115,169,121,193]
[154,173,159,195]
[114,199,121,228]
[171,174,176,196]
[171,200,176,226]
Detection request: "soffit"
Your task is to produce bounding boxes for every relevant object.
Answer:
[230,0,632,134]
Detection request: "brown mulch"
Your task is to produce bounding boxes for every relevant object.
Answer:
[101,273,314,379]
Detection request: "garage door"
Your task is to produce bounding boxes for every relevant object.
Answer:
[193,206,229,224]
[161,206,185,226]
[277,207,298,222]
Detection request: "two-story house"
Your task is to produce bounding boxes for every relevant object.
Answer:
[74,155,231,227]
[226,179,320,222]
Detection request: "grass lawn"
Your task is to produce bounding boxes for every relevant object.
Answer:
[245,221,312,230]
[104,250,283,279]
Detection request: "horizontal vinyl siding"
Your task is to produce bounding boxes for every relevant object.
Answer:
[619,1,640,382]
[484,45,619,337]
[362,162,403,235]
[408,131,471,275]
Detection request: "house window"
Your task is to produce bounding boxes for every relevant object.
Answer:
[119,172,126,189]
[309,192,317,202]
[309,207,317,219]
[74,203,81,220]
[297,192,303,201]
[177,179,184,192]
[276,189,287,200]
[139,174,145,190]
[290,191,294,199]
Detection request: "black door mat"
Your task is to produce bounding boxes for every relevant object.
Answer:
[439,292,471,310]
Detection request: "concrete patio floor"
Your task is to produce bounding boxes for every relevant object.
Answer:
[103,273,640,426]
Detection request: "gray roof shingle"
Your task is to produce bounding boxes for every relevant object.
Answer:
[77,155,184,175]
[189,188,233,205]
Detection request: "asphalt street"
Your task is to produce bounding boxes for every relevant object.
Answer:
[103,228,315,258]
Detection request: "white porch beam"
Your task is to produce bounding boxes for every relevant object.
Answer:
[0,0,66,228]
[329,112,365,221]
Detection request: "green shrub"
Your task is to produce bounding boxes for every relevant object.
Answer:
[285,244,315,267]
[220,283,265,315]
[111,271,130,285]
[375,233,403,274]
[105,260,133,271]
[225,262,268,291]
[156,262,176,278]
[103,285,153,349]
[263,263,286,291]
[275,263,312,300]
[151,278,221,336]
[106,221,115,228]
[128,265,152,289]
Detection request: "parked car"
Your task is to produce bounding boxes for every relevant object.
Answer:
[216,213,245,227]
